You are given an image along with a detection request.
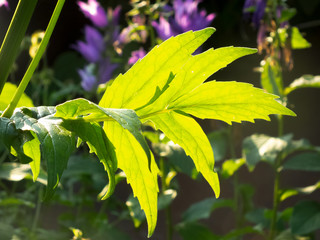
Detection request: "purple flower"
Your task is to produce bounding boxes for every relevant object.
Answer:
[0,0,9,9]
[243,0,266,28]
[73,25,105,62]
[78,58,118,91]
[78,65,97,91]
[78,0,107,28]
[152,0,215,40]
[257,23,267,52]
[128,48,146,65]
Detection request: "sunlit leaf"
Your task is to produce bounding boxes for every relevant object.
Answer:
[0,82,34,111]
[221,158,246,178]
[103,120,159,237]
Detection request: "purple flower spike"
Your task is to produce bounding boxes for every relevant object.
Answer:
[0,0,9,9]
[78,0,107,28]
[243,0,266,28]
[128,48,146,65]
[153,0,215,40]
[73,25,105,62]
[78,65,97,91]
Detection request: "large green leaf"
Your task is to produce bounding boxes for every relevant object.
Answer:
[99,28,295,236]
[285,75,320,95]
[12,107,75,200]
[103,120,159,237]
[0,82,34,111]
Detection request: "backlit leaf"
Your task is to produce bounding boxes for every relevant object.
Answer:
[103,121,159,237]
[0,82,34,111]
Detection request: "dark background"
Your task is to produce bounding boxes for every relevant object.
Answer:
[1,0,319,239]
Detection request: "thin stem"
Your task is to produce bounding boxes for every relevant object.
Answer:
[0,0,38,94]
[268,164,281,240]
[1,0,66,118]
[160,157,173,240]
[31,186,43,233]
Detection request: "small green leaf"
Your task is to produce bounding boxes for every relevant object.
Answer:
[291,201,320,235]
[0,82,34,111]
[285,75,320,95]
[279,8,297,23]
[242,134,293,169]
[221,158,246,178]
[182,197,233,222]
[55,98,151,164]
[147,111,220,198]
[280,181,320,202]
[207,129,229,162]
[283,152,320,171]
[278,27,311,50]
[12,107,75,200]
[177,222,220,240]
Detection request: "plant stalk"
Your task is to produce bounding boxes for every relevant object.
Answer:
[1,0,66,118]
[0,0,38,94]
[160,157,173,240]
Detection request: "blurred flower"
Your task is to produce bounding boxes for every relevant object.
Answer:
[257,23,267,52]
[29,31,45,58]
[152,0,215,40]
[73,25,105,62]
[0,0,8,9]
[128,48,146,65]
[243,0,266,28]
[114,15,147,54]
[78,65,97,91]
[77,0,107,28]
[97,57,119,84]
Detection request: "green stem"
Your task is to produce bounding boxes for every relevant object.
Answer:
[31,186,43,233]
[268,163,280,240]
[0,0,38,94]
[160,157,173,240]
[1,0,66,118]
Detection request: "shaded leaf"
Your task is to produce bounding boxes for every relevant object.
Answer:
[283,152,320,171]
[182,197,233,222]
[285,75,320,95]
[61,119,116,199]
[12,107,75,200]
[291,201,320,235]
[207,128,229,162]
[177,222,220,240]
